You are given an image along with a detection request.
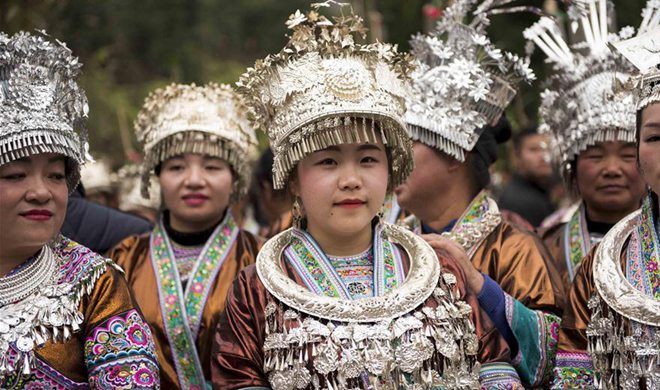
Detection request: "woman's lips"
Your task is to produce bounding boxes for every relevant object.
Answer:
[19,209,53,221]
[334,199,366,209]
[182,194,209,206]
[598,184,627,194]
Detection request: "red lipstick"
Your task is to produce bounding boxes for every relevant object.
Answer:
[334,199,366,209]
[182,193,209,206]
[20,209,53,221]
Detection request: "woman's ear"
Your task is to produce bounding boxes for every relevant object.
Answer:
[288,169,301,198]
[446,155,462,173]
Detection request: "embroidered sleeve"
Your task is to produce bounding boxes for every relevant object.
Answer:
[478,362,525,389]
[85,309,160,389]
[550,350,595,389]
[504,293,561,388]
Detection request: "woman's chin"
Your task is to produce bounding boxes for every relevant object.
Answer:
[328,217,375,236]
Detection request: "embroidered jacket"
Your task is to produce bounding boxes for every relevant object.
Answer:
[0,237,160,389]
[553,195,660,389]
[109,212,259,389]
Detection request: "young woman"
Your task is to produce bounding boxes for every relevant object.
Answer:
[211,3,521,389]
[552,9,660,387]
[395,2,562,387]
[108,83,259,389]
[0,31,159,389]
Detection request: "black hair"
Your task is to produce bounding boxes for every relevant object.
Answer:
[247,148,278,226]
[465,115,512,196]
[254,148,275,187]
[512,126,539,153]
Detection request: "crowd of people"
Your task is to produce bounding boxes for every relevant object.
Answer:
[0,0,658,389]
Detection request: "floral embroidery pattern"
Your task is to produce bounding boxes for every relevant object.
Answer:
[505,294,561,387]
[150,212,238,388]
[285,224,405,300]
[540,311,561,384]
[479,362,525,389]
[1,347,88,389]
[85,309,159,389]
[626,195,660,341]
[563,204,591,281]
[0,238,131,389]
[637,196,660,300]
[551,351,594,388]
[461,191,490,224]
[327,249,375,299]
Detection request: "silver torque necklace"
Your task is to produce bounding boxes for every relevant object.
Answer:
[0,246,58,306]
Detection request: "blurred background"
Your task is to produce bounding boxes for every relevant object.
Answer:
[2,0,647,168]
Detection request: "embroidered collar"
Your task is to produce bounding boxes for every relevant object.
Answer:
[284,224,405,300]
[402,190,501,257]
[149,211,239,388]
[257,222,441,322]
[441,190,501,257]
[593,194,660,326]
[626,195,660,301]
[563,203,592,281]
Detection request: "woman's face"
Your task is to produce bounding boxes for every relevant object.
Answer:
[575,141,645,213]
[395,142,456,216]
[293,142,389,240]
[639,102,660,195]
[0,153,69,260]
[158,153,234,232]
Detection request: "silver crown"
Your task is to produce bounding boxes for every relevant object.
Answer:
[525,0,640,175]
[0,31,89,190]
[134,82,257,199]
[114,163,161,213]
[612,1,660,111]
[405,0,535,161]
[237,1,415,190]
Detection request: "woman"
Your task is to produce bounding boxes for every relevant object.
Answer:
[394,1,563,387]
[551,7,660,388]
[212,3,522,389]
[527,0,646,295]
[108,83,259,389]
[0,31,159,388]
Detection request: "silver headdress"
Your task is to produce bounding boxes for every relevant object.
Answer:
[115,164,161,213]
[80,159,114,194]
[237,1,415,189]
[612,1,660,111]
[0,31,89,189]
[135,82,257,199]
[405,0,535,161]
[525,0,640,175]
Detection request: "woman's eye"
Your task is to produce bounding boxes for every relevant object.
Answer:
[206,165,224,171]
[167,165,184,171]
[49,173,66,181]
[0,173,26,181]
[317,158,336,166]
[361,156,379,163]
[645,135,660,142]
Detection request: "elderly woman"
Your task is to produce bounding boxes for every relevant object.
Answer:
[551,6,660,387]
[0,31,159,388]
[529,0,646,296]
[108,82,260,389]
[211,3,522,390]
[394,1,561,387]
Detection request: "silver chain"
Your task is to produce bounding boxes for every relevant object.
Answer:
[0,246,57,306]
